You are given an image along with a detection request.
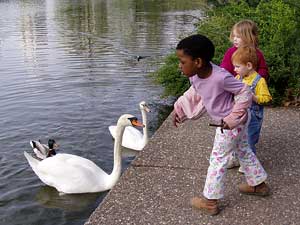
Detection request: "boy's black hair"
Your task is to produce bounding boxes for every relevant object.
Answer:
[176,34,215,63]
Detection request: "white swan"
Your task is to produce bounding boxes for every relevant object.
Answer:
[108,101,150,151]
[24,114,143,194]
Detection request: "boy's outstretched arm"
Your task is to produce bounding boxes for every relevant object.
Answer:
[173,86,206,127]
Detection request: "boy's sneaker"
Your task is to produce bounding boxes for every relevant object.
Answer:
[238,182,270,196]
[227,159,240,169]
[190,197,219,216]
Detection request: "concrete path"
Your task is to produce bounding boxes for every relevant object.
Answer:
[85,107,300,225]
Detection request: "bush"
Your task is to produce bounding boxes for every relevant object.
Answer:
[151,53,189,97]
[256,0,300,105]
[152,0,300,105]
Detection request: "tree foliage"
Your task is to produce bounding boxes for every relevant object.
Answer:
[152,0,300,105]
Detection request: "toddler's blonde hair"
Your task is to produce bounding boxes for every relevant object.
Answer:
[232,46,258,70]
[230,19,258,47]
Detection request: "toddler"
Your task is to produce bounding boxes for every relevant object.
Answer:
[232,46,272,155]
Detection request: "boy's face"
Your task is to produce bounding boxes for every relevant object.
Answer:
[233,62,253,77]
[176,49,201,77]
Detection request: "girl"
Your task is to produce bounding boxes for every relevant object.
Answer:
[220,19,269,79]
[173,34,269,216]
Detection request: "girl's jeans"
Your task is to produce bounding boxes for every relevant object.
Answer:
[248,104,264,154]
[203,122,267,199]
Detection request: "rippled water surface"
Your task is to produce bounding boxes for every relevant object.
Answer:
[0,0,205,224]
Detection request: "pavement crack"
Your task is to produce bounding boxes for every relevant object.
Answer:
[132,164,199,171]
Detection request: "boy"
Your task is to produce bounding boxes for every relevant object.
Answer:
[173,35,269,215]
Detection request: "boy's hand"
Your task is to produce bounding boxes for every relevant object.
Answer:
[208,120,229,133]
[172,111,181,127]
[221,119,230,130]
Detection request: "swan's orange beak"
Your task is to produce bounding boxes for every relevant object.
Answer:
[131,119,145,128]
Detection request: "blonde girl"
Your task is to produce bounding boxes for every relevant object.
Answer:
[220,19,269,79]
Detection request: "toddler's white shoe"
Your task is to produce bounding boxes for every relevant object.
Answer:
[238,166,245,174]
[227,159,240,169]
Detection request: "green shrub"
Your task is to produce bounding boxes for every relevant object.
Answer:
[256,0,300,105]
[152,0,300,105]
[151,53,190,97]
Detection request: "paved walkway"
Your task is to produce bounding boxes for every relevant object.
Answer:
[85,107,300,225]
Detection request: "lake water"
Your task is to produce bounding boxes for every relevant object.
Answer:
[0,0,205,224]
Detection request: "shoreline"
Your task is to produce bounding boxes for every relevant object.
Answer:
[85,107,300,225]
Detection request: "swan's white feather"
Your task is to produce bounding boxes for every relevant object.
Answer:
[109,125,144,150]
[25,152,110,193]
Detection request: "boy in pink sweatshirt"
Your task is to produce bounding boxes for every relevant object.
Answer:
[173,34,269,215]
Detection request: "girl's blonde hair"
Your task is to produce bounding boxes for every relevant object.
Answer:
[230,20,258,47]
[232,46,258,70]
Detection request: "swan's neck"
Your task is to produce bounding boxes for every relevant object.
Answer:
[107,124,125,188]
[141,109,149,145]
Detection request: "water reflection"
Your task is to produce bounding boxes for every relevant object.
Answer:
[18,0,49,73]
[36,186,104,212]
